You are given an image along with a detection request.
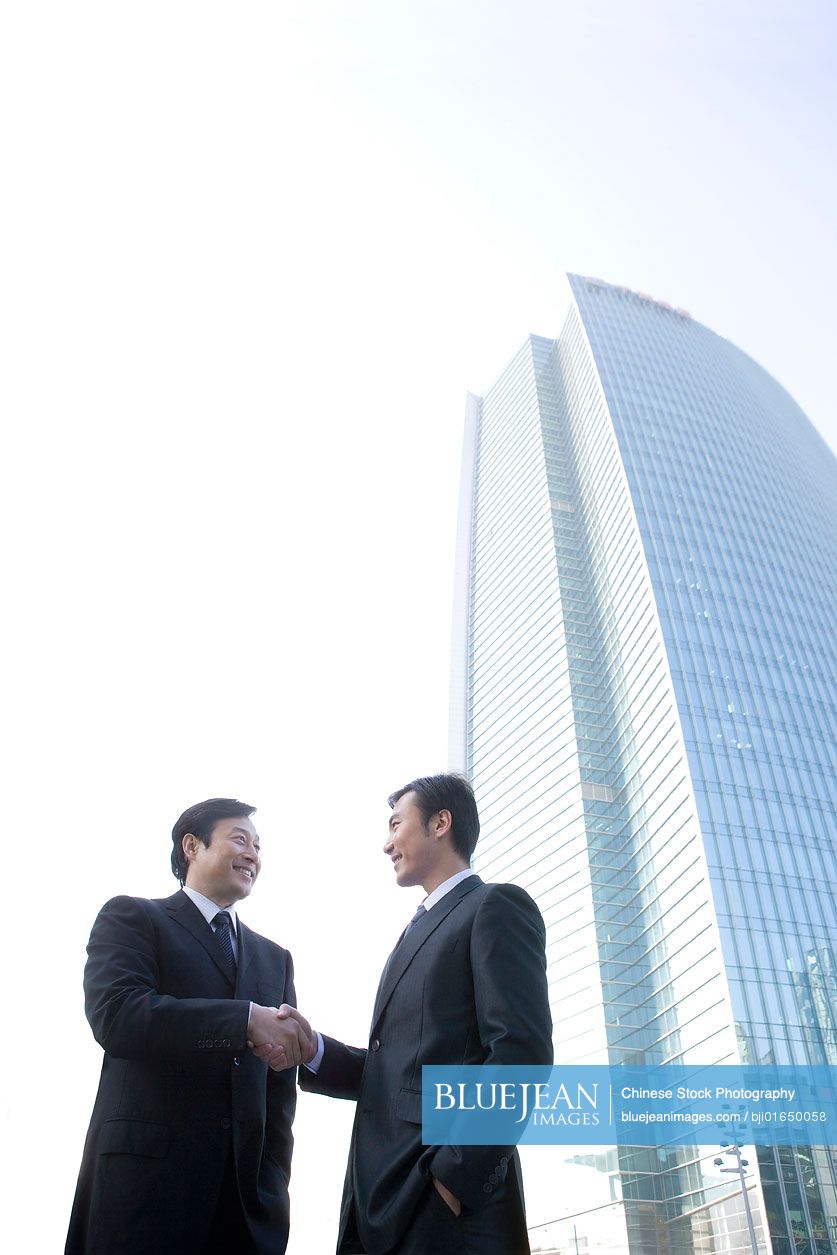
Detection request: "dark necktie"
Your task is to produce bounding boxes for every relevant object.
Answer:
[212,911,237,974]
[375,904,429,1014]
[404,903,427,937]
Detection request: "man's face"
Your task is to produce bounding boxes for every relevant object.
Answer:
[383,791,442,890]
[183,815,261,907]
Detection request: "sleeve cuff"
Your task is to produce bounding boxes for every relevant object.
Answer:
[304,1031,325,1073]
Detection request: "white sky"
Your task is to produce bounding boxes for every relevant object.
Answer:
[2,3,835,1250]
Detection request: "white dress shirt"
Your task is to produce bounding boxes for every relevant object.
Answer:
[183,885,241,963]
[420,867,477,912]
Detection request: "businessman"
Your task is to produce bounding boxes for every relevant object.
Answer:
[65,797,313,1255]
[280,773,553,1254]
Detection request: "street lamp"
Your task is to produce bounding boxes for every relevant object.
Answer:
[714,1106,759,1255]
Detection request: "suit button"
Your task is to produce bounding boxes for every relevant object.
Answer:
[223,1039,231,1048]
[198,1040,205,1049]
[489,1173,498,1184]
[221,1117,232,1130]
[483,1183,492,1194]
[214,1039,223,1048]
[500,1156,508,1168]
[370,1039,381,1052]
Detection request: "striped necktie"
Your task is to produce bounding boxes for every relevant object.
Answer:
[212,911,237,974]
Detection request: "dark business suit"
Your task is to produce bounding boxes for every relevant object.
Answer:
[301,875,553,1254]
[65,891,297,1255]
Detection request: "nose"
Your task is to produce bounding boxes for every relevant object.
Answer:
[383,834,394,856]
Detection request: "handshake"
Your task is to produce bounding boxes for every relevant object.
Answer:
[247,1003,316,1071]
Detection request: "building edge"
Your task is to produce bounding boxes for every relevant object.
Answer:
[448,391,481,773]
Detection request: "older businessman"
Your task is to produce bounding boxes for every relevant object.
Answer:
[66,797,312,1254]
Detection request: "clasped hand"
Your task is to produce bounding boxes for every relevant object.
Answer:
[247,1003,316,1071]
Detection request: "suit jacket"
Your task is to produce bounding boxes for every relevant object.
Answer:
[65,891,297,1255]
[301,875,553,1254]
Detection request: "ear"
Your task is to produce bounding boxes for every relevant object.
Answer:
[182,832,199,864]
[433,809,453,841]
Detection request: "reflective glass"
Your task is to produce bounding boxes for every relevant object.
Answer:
[453,276,837,1255]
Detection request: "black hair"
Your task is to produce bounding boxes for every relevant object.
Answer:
[387,773,479,861]
[171,797,256,886]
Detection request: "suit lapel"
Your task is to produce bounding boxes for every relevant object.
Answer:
[371,875,482,1029]
[235,921,259,999]
[165,891,235,986]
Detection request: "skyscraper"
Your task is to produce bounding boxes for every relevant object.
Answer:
[450,275,837,1255]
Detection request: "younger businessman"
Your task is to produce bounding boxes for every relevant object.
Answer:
[278,773,553,1255]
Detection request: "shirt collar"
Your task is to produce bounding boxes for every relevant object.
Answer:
[182,886,239,933]
[422,868,476,913]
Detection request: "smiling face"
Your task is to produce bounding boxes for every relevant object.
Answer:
[383,790,454,894]
[182,815,261,907]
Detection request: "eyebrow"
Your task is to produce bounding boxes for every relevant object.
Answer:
[230,826,258,842]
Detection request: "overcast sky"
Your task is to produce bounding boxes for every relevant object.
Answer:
[2,3,835,1250]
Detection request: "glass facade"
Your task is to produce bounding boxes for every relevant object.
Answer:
[451,276,837,1255]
